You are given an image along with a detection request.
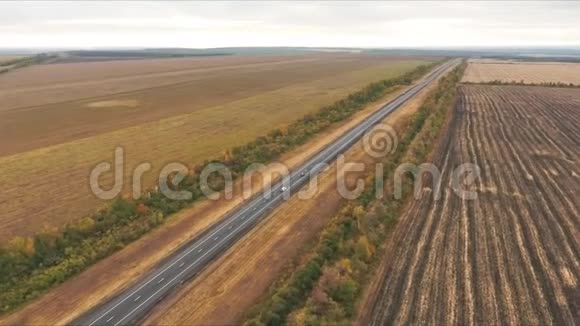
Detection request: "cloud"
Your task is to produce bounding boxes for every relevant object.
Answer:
[0,1,578,48]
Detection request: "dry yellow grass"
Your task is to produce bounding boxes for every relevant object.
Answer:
[0,58,429,241]
[462,60,580,84]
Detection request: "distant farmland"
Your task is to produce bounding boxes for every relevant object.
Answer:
[0,56,27,65]
[0,54,432,240]
[462,60,580,85]
[368,85,579,325]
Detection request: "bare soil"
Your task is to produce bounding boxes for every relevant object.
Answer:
[362,85,580,325]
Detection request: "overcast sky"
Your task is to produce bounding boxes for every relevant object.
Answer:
[0,1,578,49]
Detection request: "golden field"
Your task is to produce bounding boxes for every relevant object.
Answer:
[0,54,432,241]
[462,59,580,85]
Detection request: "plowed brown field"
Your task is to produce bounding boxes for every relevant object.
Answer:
[365,85,579,325]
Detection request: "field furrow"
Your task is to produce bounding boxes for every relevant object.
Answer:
[366,84,580,325]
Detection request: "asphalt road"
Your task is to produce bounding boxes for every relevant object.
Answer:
[75,59,458,326]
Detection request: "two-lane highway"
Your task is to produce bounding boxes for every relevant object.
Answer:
[75,59,458,326]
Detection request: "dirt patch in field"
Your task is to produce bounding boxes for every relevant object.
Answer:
[86,100,139,108]
[362,85,580,325]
